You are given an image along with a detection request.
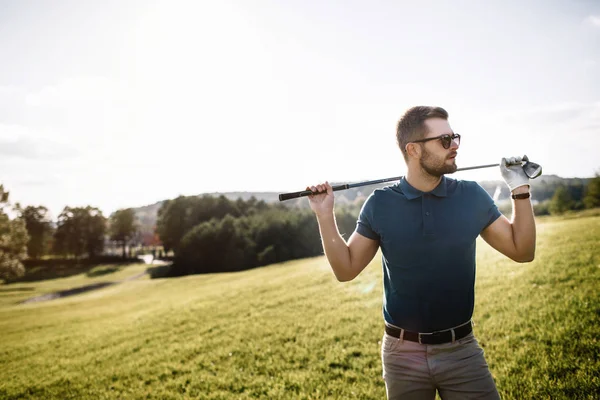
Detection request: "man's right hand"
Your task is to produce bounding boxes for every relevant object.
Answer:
[306,181,334,217]
[306,180,379,282]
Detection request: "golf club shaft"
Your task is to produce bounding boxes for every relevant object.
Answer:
[278,163,500,201]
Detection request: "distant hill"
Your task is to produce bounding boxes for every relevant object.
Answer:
[131,175,592,245]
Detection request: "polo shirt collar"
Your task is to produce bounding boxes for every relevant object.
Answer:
[400,176,448,199]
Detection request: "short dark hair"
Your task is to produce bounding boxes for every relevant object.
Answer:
[396,106,449,161]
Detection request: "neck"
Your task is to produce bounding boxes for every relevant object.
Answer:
[405,165,443,193]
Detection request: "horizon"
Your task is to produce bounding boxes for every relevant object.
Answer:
[74,171,598,217]
[4,168,593,219]
[1,0,599,218]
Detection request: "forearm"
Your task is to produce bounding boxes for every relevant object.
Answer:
[510,187,536,261]
[315,212,354,281]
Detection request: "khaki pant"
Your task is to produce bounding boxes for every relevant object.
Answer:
[381,331,500,399]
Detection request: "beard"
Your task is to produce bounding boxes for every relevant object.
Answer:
[419,147,457,178]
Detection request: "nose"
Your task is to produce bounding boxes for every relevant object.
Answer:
[450,137,459,149]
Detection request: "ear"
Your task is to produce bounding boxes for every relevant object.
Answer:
[405,142,421,159]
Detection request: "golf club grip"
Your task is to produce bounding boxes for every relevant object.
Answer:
[278,184,349,201]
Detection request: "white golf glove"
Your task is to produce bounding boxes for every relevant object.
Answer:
[500,156,529,192]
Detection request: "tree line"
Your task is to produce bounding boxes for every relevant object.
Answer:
[545,177,600,214]
[0,184,139,280]
[1,173,599,280]
[156,195,359,276]
[495,174,600,216]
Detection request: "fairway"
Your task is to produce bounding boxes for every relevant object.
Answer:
[0,212,599,399]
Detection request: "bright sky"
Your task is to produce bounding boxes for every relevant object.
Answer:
[1,0,599,218]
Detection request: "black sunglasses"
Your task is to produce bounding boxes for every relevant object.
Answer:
[410,133,461,150]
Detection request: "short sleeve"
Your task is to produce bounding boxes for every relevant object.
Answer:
[355,193,380,240]
[474,183,502,231]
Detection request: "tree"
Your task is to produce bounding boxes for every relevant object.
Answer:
[109,208,138,258]
[0,185,28,279]
[583,173,600,209]
[86,207,107,258]
[157,194,363,277]
[54,207,85,257]
[156,197,189,254]
[19,205,54,259]
[156,195,242,255]
[549,186,574,215]
[174,219,219,275]
[175,214,255,275]
[53,206,107,258]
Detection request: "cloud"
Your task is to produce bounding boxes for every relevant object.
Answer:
[0,76,132,132]
[499,102,598,126]
[24,76,117,108]
[585,15,600,27]
[0,76,153,217]
[581,59,597,69]
[0,76,137,162]
[0,86,28,126]
[0,123,78,160]
[513,102,600,134]
[493,101,600,178]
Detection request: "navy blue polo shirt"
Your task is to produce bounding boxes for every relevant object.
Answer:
[356,176,501,332]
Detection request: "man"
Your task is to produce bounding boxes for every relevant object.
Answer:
[306,106,536,399]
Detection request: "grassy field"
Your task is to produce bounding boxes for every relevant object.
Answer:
[0,211,598,399]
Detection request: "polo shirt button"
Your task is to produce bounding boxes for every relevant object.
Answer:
[425,212,430,216]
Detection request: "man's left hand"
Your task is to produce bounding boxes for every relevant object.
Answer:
[500,156,529,192]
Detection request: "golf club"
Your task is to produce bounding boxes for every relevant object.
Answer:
[278,155,542,201]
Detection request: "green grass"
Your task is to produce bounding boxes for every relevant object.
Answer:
[0,213,598,399]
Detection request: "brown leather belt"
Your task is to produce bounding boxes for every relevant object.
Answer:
[384,321,472,345]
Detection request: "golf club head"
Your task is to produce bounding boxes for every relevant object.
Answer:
[522,155,542,179]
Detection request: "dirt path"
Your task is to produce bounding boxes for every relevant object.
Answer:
[20,259,169,304]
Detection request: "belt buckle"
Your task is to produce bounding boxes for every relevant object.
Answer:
[418,332,433,344]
